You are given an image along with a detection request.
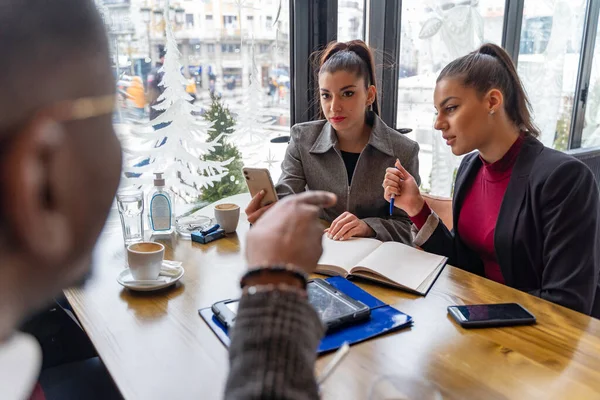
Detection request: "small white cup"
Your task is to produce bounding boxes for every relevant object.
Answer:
[214,203,240,233]
[127,242,165,280]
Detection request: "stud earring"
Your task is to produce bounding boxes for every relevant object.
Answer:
[489,109,495,115]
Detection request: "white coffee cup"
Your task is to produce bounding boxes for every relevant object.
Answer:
[214,203,240,233]
[127,242,165,280]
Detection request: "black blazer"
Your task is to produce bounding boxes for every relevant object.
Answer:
[421,136,600,317]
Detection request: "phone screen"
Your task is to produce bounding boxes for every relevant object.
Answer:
[223,282,361,324]
[452,303,533,322]
[306,282,358,322]
[226,301,239,314]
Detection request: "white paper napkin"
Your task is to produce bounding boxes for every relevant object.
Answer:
[123,260,183,285]
[160,260,183,277]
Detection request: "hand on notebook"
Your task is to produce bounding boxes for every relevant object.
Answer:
[246,191,337,272]
[383,159,424,217]
[245,190,275,224]
[325,212,375,241]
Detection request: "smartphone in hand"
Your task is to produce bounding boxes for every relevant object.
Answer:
[242,167,278,207]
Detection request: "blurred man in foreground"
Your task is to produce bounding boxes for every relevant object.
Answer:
[0,1,121,398]
[0,1,331,399]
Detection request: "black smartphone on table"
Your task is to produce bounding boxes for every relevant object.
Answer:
[447,303,536,328]
[212,279,371,333]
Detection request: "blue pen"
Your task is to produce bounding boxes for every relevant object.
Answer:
[389,166,399,216]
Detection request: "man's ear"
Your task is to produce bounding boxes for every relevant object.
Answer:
[0,116,72,264]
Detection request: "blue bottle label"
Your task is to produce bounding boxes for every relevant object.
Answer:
[150,193,171,231]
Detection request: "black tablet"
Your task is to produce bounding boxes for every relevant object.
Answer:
[212,279,370,332]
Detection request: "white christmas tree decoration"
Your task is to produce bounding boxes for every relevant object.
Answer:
[227,36,273,165]
[263,149,280,170]
[122,0,233,203]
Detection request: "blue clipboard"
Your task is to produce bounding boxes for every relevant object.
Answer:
[199,277,413,354]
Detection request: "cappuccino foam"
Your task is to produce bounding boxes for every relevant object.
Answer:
[215,203,239,211]
[129,242,163,253]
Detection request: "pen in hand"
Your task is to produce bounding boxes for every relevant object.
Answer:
[389,165,400,216]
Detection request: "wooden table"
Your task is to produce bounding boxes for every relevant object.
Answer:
[64,194,600,399]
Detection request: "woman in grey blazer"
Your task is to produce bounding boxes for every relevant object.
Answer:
[246,40,420,244]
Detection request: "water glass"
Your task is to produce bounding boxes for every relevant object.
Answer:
[116,189,144,245]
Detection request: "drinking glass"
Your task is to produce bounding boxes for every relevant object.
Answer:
[116,189,144,245]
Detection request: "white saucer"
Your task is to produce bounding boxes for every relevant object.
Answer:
[117,266,185,292]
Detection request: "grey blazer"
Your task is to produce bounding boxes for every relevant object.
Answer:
[276,113,421,243]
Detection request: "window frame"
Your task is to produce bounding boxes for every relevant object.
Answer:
[289,0,338,125]
[366,0,401,129]
[570,0,600,149]
[501,0,525,64]
[290,0,600,151]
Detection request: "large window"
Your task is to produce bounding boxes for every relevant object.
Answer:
[338,0,365,42]
[396,0,505,195]
[517,0,587,151]
[99,0,290,207]
[97,0,597,209]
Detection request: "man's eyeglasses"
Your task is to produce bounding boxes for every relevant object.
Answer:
[48,93,117,122]
[0,93,117,159]
[0,93,117,135]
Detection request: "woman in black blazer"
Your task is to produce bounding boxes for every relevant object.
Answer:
[383,43,600,317]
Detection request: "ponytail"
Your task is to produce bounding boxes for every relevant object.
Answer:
[437,43,539,137]
[316,40,379,116]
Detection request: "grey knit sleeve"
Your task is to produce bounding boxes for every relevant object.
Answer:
[224,290,324,400]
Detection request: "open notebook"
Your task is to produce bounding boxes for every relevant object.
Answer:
[318,236,447,295]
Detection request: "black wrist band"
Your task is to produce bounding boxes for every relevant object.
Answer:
[240,265,308,289]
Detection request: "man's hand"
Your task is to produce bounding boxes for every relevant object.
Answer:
[325,212,375,241]
[245,190,275,225]
[245,191,337,274]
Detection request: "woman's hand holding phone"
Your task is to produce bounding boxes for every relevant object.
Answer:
[243,168,278,224]
[245,190,276,224]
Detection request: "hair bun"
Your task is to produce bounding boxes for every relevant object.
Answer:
[478,43,499,58]
[321,42,347,64]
